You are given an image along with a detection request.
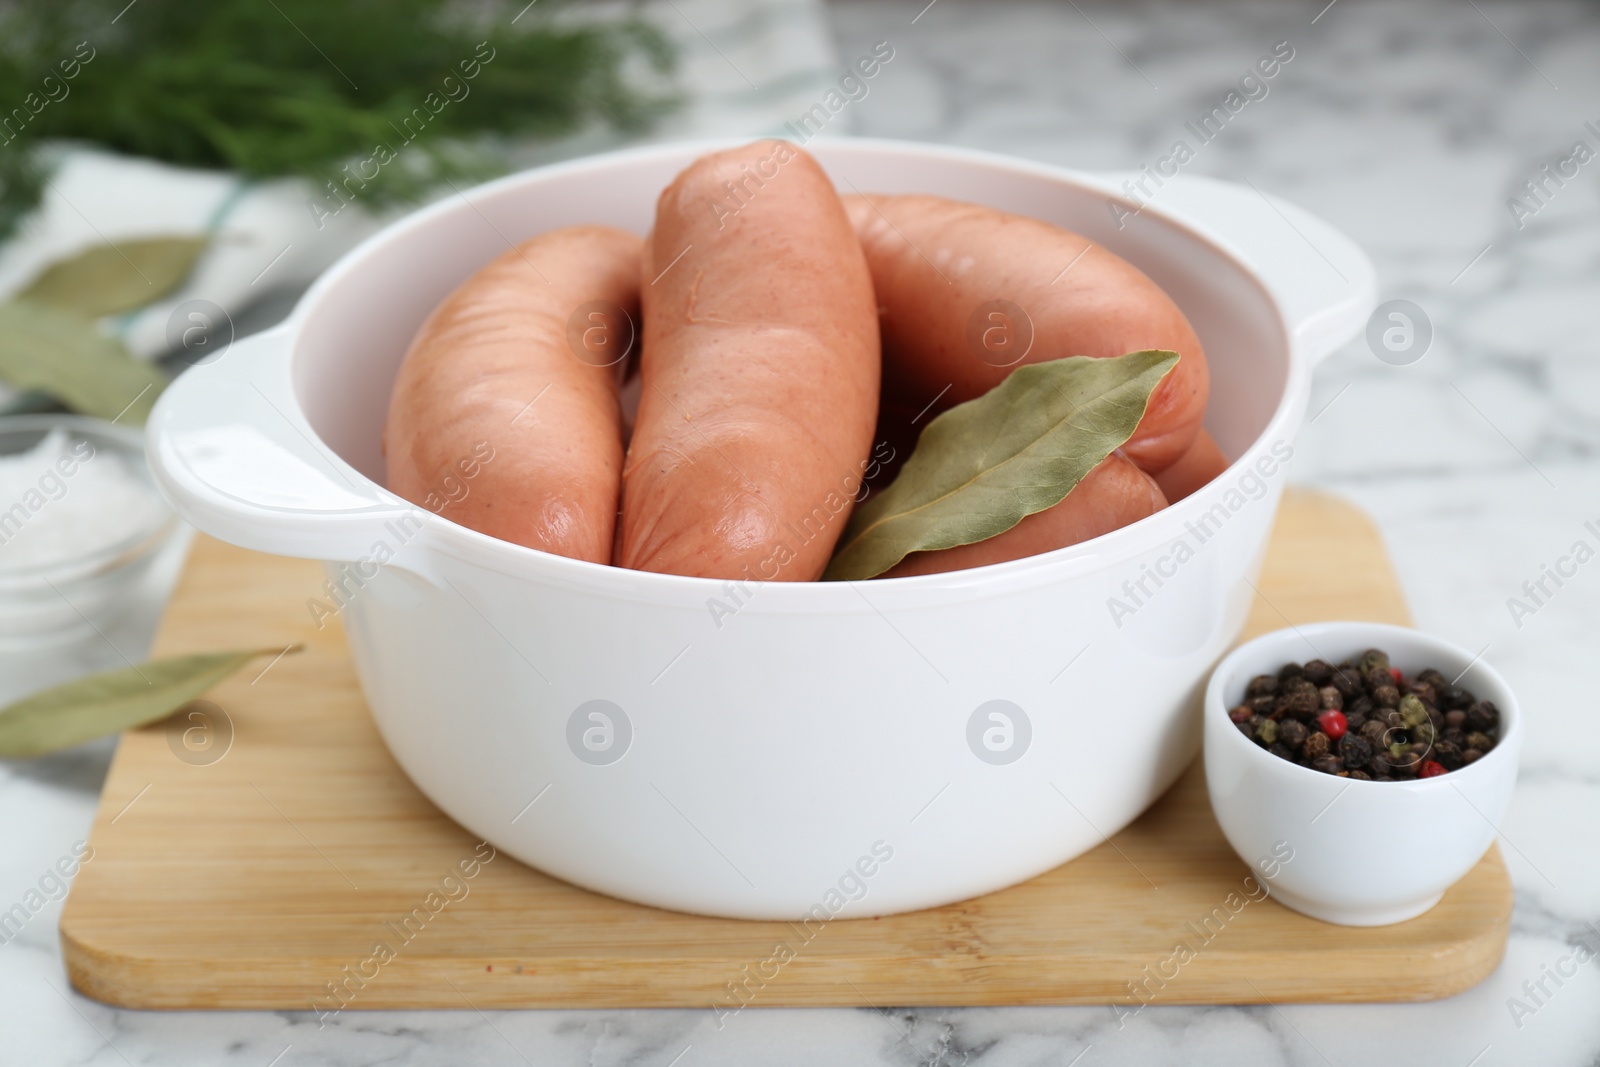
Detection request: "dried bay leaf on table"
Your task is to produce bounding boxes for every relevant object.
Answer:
[15,237,209,318]
[824,350,1180,581]
[0,647,300,758]
[0,300,169,424]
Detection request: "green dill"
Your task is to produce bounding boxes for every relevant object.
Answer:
[0,0,677,238]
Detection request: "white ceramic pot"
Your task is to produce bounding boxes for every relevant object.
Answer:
[1204,622,1522,925]
[146,140,1375,919]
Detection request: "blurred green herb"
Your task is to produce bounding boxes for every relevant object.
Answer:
[0,0,677,239]
[0,646,298,758]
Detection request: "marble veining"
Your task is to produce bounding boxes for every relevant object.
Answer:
[4,0,1599,1063]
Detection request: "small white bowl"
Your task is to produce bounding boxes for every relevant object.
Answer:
[1204,621,1521,926]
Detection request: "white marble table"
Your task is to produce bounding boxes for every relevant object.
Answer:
[5,0,1599,1063]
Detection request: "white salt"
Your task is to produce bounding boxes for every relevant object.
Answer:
[0,430,168,572]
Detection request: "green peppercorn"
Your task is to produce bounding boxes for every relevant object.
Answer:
[1358,649,1390,675]
[1399,695,1429,728]
[1255,719,1280,746]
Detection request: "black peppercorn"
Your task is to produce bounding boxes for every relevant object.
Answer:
[1440,684,1471,710]
[1359,719,1388,746]
[1433,739,1464,770]
[1465,700,1499,733]
[1372,684,1400,708]
[1347,694,1374,718]
[1462,749,1483,764]
[1277,662,1305,683]
[1302,731,1331,760]
[1319,686,1343,711]
[1330,668,1363,697]
[1465,730,1496,753]
[1364,667,1394,693]
[1245,673,1279,699]
[1278,719,1309,750]
[1345,710,1367,733]
[1303,659,1334,685]
[1408,680,1438,706]
[1283,688,1319,720]
[1339,733,1373,769]
[1444,709,1467,731]
[1250,694,1276,714]
[1268,742,1296,761]
[1311,754,1342,775]
[1347,769,1373,781]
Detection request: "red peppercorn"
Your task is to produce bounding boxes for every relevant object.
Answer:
[1317,709,1348,740]
[1389,666,1404,686]
[1419,760,1447,778]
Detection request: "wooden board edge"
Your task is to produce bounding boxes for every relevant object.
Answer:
[60,847,1512,1011]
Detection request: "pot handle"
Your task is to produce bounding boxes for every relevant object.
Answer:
[146,325,421,562]
[1107,174,1377,365]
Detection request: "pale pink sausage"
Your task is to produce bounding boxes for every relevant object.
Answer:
[847,194,1209,474]
[384,225,639,563]
[618,141,880,581]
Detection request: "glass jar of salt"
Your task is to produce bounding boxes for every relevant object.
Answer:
[0,415,192,706]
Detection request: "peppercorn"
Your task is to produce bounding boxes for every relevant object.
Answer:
[1245,674,1279,699]
[1311,754,1342,775]
[1339,733,1373,769]
[1359,719,1388,747]
[1466,700,1499,733]
[1318,685,1343,711]
[1250,694,1276,714]
[1370,684,1399,708]
[1303,659,1334,685]
[1344,710,1367,734]
[1268,742,1296,761]
[1347,769,1373,781]
[1277,662,1305,683]
[1444,709,1467,731]
[1330,668,1363,697]
[1365,667,1394,693]
[1398,694,1429,728]
[1278,718,1309,750]
[1347,695,1375,721]
[1408,680,1438,706]
[1418,760,1447,778]
[1255,719,1279,746]
[1317,709,1348,741]
[1358,649,1390,675]
[1433,739,1464,770]
[1465,730,1496,753]
[1440,684,1471,710]
[1462,749,1483,764]
[1229,705,1254,724]
[1302,731,1331,760]
[1282,688,1319,720]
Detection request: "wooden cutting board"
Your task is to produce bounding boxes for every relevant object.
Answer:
[60,489,1512,1010]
